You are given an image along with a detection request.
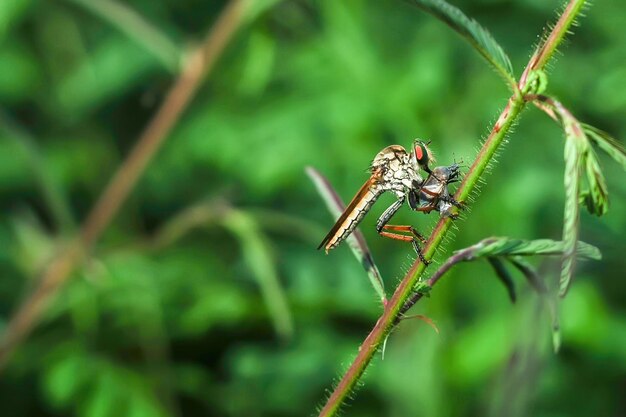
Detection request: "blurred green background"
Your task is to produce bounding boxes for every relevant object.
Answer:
[0,0,625,416]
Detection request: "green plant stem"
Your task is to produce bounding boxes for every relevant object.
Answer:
[316,1,586,415]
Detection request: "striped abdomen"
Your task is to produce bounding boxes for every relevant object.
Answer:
[319,186,383,253]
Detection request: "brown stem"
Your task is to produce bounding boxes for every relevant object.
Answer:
[0,0,250,372]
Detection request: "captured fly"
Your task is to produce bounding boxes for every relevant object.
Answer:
[408,163,463,219]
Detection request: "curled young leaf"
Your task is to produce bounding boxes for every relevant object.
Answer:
[582,124,626,170]
[582,150,609,216]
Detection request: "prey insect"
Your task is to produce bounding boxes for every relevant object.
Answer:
[318,140,462,264]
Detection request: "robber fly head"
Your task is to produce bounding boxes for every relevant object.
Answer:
[412,139,434,175]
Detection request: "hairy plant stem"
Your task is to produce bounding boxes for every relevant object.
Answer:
[317,1,585,415]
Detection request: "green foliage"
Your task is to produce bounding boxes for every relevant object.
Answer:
[0,0,624,416]
[410,0,516,89]
[471,237,601,259]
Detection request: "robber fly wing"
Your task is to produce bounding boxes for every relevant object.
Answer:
[318,169,383,252]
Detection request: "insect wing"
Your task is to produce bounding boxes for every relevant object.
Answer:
[318,170,382,252]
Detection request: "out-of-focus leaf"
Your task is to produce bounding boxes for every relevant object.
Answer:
[179,282,249,335]
[0,112,74,231]
[0,0,32,41]
[64,0,181,72]
[306,166,386,304]
[508,256,561,352]
[583,123,626,170]
[486,257,516,303]
[0,41,41,101]
[83,369,119,417]
[44,350,87,407]
[55,35,160,118]
[244,0,284,23]
[11,213,56,275]
[409,0,516,90]
[223,209,294,341]
[238,30,276,96]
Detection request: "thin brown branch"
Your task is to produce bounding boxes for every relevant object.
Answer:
[0,0,250,372]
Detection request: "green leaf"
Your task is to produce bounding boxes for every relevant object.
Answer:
[582,123,626,170]
[486,257,516,303]
[410,0,516,90]
[0,0,32,41]
[55,35,160,118]
[44,353,87,407]
[560,120,585,297]
[64,0,181,72]
[582,150,609,216]
[306,166,387,304]
[531,97,609,295]
[223,210,294,341]
[471,237,600,260]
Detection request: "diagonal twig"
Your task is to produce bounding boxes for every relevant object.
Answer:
[0,0,251,372]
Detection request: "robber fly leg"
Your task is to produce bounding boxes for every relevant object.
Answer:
[376,198,404,233]
[378,229,430,265]
[384,225,429,264]
[412,240,429,265]
[382,225,427,243]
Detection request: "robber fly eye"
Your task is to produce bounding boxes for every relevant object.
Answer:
[413,140,433,174]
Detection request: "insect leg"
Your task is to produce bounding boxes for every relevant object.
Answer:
[378,229,429,265]
[376,197,431,264]
[376,198,404,233]
[382,225,427,243]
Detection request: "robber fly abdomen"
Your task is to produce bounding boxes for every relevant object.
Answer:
[319,186,384,252]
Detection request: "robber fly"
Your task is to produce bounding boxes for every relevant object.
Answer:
[318,140,461,263]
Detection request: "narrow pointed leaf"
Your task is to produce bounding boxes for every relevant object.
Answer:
[65,0,181,72]
[486,257,516,303]
[471,237,600,260]
[583,151,609,216]
[223,210,294,341]
[560,124,584,297]
[582,124,626,170]
[306,167,386,303]
[410,0,516,90]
